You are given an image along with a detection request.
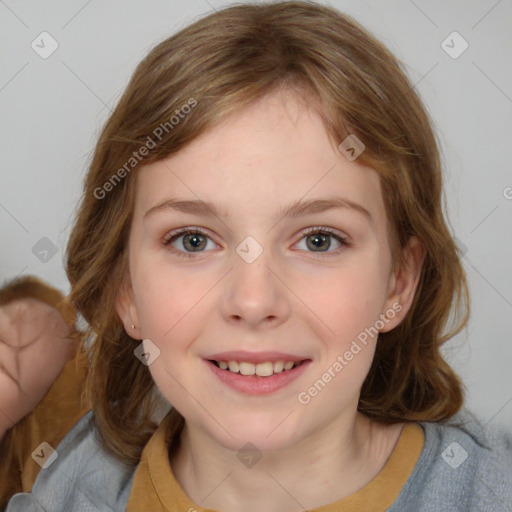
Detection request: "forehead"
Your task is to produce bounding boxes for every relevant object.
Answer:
[133,90,386,230]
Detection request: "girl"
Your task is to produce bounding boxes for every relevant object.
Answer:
[3,1,511,510]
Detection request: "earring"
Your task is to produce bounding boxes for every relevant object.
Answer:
[131,323,136,330]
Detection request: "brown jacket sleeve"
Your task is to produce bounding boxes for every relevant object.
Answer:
[0,276,91,510]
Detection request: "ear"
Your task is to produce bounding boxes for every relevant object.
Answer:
[379,236,426,333]
[115,274,142,340]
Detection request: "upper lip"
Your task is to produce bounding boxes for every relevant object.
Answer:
[205,351,310,364]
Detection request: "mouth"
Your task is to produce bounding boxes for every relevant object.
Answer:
[208,359,308,377]
[204,357,311,395]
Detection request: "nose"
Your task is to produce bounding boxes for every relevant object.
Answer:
[221,247,290,329]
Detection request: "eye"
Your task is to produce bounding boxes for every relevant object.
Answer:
[163,226,349,259]
[294,226,348,256]
[163,228,217,258]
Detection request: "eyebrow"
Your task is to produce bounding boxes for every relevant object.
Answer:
[143,196,373,223]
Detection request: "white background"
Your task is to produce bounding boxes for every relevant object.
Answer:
[1,0,511,431]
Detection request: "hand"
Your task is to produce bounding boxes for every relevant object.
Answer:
[0,298,77,437]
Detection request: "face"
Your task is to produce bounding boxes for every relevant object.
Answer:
[117,90,422,452]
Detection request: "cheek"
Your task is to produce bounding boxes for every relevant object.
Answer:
[131,268,208,408]
[132,260,214,346]
[303,261,389,342]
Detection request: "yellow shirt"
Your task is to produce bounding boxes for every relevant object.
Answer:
[127,412,424,511]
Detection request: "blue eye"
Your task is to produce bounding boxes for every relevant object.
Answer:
[163,226,349,259]
[163,228,215,258]
[297,226,348,255]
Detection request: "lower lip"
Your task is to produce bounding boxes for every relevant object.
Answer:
[205,359,311,395]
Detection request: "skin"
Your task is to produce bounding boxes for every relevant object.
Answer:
[117,89,425,511]
[0,298,76,440]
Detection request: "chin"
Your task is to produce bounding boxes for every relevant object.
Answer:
[204,414,305,454]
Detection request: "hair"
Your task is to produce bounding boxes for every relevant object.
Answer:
[66,0,469,466]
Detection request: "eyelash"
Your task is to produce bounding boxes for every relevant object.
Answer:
[162,226,349,259]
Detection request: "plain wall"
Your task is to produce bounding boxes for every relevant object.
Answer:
[1,0,511,430]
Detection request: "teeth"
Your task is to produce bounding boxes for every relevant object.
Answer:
[273,361,284,373]
[239,362,255,376]
[216,359,300,377]
[255,362,274,377]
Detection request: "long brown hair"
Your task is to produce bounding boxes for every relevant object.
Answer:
[66,0,469,466]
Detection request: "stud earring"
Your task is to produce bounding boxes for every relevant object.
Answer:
[131,323,136,330]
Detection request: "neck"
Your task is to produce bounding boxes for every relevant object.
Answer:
[169,411,404,512]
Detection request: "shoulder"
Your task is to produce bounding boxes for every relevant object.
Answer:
[5,410,137,512]
[389,407,512,512]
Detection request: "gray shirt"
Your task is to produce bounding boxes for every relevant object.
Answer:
[6,408,512,511]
